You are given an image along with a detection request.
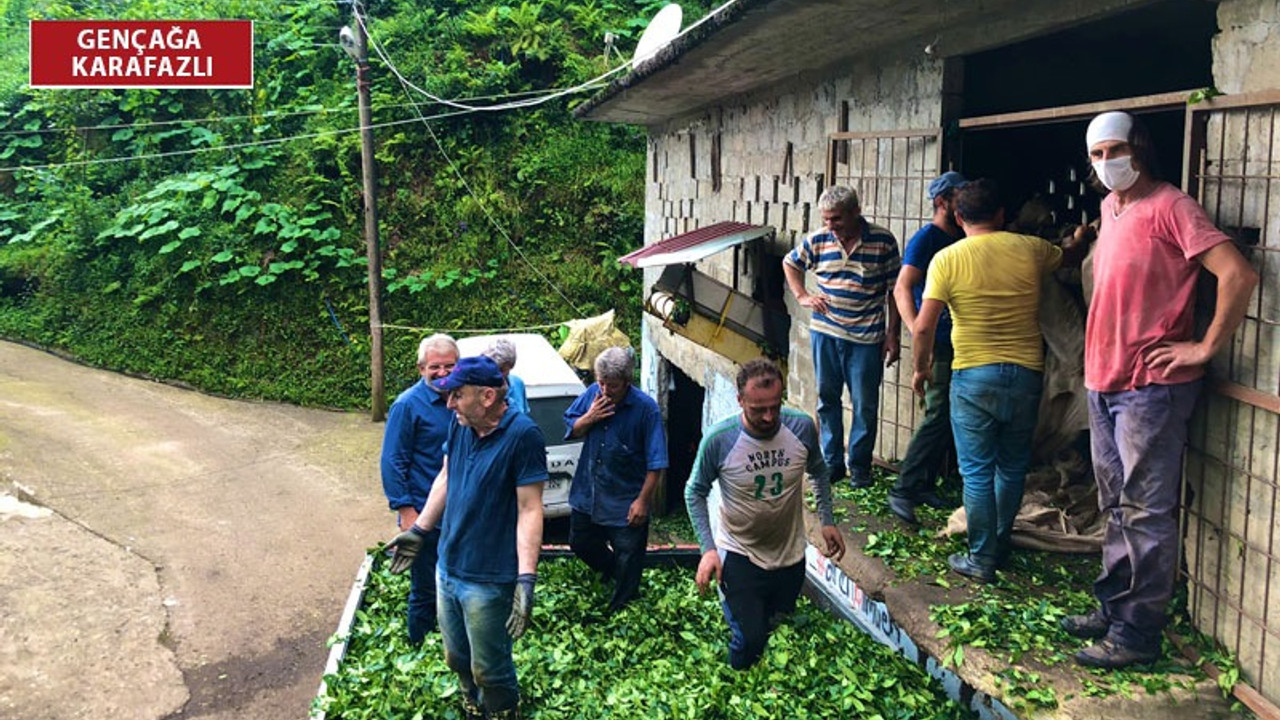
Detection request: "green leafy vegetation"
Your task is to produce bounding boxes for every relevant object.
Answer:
[318,555,974,719]
[821,467,1252,713]
[0,0,711,407]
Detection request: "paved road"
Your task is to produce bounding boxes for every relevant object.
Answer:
[0,341,389,720]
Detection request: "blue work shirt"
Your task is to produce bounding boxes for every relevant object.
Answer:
[903,223,961,355]
[380,379,451,511]
[508,373,530,414]
[564,384,669,526]
[438,406,548,584]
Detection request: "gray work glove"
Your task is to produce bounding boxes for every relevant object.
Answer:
[386,525,431,575]
[506,573,537,640]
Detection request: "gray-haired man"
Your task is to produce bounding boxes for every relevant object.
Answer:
[784,186,901,488]
[564,347,668,613]
[484,338,530,414]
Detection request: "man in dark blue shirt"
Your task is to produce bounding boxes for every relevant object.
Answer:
[387,355,547,720]
[564,347,668,613]
[888,172,967,524]
[379,333,457,644]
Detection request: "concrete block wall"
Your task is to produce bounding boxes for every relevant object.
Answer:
[1214,0,1280,94]
[642,47,944,460]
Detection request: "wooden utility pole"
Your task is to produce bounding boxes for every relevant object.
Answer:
[351,2,386,421]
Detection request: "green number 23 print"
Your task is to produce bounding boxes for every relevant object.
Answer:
[753,472,784,499]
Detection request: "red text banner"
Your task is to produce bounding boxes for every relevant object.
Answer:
[30,20,254,89]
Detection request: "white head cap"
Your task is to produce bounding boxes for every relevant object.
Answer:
[1086,111,1133,151]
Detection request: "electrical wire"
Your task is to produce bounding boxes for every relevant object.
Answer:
[357,0,740,113]
[390,88,587,316]
[0,107,479,172]
[373,20,585,316]
[381,322,566,335]
[346,0,744,315]
[0,76,635,139]
[356,11,619,113]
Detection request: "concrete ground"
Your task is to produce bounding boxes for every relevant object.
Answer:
[0,340,389,720]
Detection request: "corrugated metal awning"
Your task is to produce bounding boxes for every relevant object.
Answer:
[617,221,773,269]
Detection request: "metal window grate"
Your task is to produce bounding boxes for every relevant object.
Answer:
[827,129,941,463]
[1183,93,1280,708]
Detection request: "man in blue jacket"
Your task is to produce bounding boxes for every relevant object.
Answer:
[379,333,457,644]
[564,347,668,613]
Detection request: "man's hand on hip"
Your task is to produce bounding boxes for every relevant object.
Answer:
[396,506,419,531]
[1144,341,1211,377]
[798,293,830,316]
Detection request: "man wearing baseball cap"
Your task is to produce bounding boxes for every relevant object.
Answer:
[1060,111,1257,668]
[888,171,967,523]
[386,355,548,719]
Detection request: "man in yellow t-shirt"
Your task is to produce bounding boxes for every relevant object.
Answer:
[911,179,1062,583]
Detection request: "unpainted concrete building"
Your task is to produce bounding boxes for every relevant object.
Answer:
[579,0,1280,709]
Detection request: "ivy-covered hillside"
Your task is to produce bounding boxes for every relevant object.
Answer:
[0,0,700,407]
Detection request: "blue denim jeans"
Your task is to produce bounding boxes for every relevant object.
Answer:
[1089,381,1200,651]
[407,527,441,645]
[811,331,883,481]
[436,568,519,713]
[950,363,1043,568]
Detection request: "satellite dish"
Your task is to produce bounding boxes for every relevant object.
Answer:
[633,4,683,65]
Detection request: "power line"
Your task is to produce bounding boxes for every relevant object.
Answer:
[0,81,627,139]
[0,105,355,137]
[356,12,619,113]
[0,107,478,172]
[372,23,585,317]
[357,0,740,113]
[381,321,566,335]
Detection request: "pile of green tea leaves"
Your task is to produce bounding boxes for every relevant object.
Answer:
[317,556,973,720]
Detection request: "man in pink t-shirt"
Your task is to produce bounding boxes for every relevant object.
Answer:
[1061,112,1258,669]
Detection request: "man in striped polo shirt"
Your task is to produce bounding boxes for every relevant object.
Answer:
[784,186,901,488]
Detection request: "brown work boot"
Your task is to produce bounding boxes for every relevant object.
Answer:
[1074,637,1159,669]
[461,695,486,720]
[1060,608,1109,640]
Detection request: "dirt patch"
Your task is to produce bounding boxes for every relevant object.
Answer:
[0,340,390,720]
[165,629,331,720]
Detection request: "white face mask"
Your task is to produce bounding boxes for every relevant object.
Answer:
[1092,156,1140,192]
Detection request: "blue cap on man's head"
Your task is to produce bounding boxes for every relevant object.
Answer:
[928,171,968,200]
[432,355,505,392]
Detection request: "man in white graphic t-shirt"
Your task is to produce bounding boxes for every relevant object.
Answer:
[685,358,846,669]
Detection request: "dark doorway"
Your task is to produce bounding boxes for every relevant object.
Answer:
[959,109,1187,234]
[961,0,1218,117]
[952,0,1214,233]
[663,361,704,514]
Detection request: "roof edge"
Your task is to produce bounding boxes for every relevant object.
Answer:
[573,0,774,123]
